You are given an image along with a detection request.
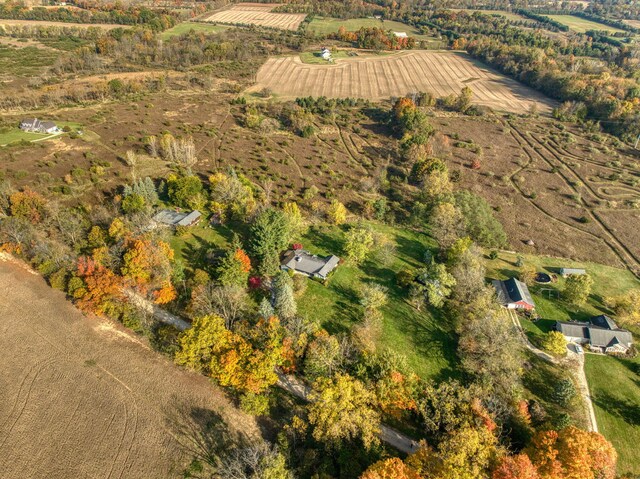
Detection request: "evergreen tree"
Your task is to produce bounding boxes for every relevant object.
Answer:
[272,271,297,320]
[250,208,292,276]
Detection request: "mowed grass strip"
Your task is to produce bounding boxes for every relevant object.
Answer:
[160,22,232,39]
[447,9,529,22]
[544,14,628,34]
[297,223,459,381]
[584,354,640,475]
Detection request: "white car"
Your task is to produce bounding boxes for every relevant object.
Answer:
[575,344,584,354]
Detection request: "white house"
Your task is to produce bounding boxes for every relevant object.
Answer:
[19,118,59,134]
[320,47,331,60]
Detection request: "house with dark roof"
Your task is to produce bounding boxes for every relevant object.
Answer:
[555,315,633,354]
[153,209,202,228]
[19,118,58,134]
[281,249,339,281]
[492,278,536,310]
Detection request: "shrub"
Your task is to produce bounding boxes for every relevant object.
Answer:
[553,378,577,406]
[542,331,568,356]
[239,392,270,416]
[48,268,68,291]
[489,250,499,260]
[396,269,415,288]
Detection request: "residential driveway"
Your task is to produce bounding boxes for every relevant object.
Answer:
[566,346,599,432]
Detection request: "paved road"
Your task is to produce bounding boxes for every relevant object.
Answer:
[507,309,598,432]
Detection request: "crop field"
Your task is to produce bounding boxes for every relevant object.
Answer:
[251,51,554,114]
[0,18,131,29]
[431,115,640,274]
[0,255,258,479]
[544,15,628,34]
[202,3,306,31]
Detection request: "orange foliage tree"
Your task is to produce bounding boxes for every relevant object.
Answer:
[360,458,421,479]
[525,426,616,479]
[492,454,539,479]
[9,188,47,223]
[75,256,123,315]
[121,238,174,288]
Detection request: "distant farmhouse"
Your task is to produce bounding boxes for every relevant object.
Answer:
[393,31,408,38]
[19,118,59,134]
[320,47,332,60]
[555,315,633,354]
[153,209,202,228]
[492,277,536,310]
[559,267,586,277]
[281,248,339,281]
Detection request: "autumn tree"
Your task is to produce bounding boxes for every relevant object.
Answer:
[217,244,251,287]
[542,331,567,357]
[360,458,420,479]
[9,188,47,223]
[175,315,284,394]
[327,200,348,225]
[121,237,174,288]
[190,283,248,330]
[492,454,539,479]
[250,208,292,276]
[344,225,374,265]
[525,426,616,479]
[209,171,256,221]
[167,174,205,210]
[563,273,593,306]
[429,202,464,250]
[604,289,640,325]
[75,256,123,316]
[283,201,307,237]
[414,262,456,309]
[308,373,381,449]
[303,331,344,380]
[519,264,538,286]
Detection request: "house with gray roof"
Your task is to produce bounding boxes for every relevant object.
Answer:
[555,315,633,354]
[559,267,586,277]
[153,209,202,228]
[281,249,340,281]
[19,118,58,134]
[492,277,536,310]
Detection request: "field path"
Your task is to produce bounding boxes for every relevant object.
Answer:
[0,255,259,479]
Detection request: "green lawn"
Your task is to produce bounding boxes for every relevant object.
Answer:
[169,222,234,270]
[0,128,48,146]
[486,251,640,323]
[544,15,628,34]
[448,9,528,22]
[307,16,438,42]
[297,223,458,381]
[585,354,640,475]
[160,22,232,39]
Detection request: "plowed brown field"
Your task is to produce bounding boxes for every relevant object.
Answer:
[203,3,306,31]
[252,51,554,113]
[0,255,258,479]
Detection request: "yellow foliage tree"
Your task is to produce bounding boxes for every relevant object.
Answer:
[327,200,348,225]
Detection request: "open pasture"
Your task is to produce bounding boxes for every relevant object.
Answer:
[202,3,306,31]
[447,9,529,22]
[252,51,553,114]
[0,256,258,479]
[544,14,628,34]
[307,16,436,40]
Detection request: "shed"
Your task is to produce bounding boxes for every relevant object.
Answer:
[559,268,586,277]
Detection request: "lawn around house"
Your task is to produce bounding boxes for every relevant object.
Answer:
[0,121,83,147]
[584,354,640,475]
[485,251,640,323]
[297,223,459,381]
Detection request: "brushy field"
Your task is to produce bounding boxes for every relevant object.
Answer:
[251,50,554,114]
[544,14,627,34]
[0,256,259,479]
[160,22,232,39]
[585,354,640,475]
[297,223,459,381]
[0,18,130,29]
[203,3,306,31]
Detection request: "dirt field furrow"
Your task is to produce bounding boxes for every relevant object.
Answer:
[251,51,552,113]
[203,3,306,31]
[0,257,260,479]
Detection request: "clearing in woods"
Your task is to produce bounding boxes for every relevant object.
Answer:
[0,257,259,479]
[543,14,628,34]
[202,3,306,31]
[250,50,554,114]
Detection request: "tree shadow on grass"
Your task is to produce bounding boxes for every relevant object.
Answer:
[593,391,640,427]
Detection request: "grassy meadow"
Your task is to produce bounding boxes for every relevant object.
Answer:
[585,354,640,475]
[160,22,232,39]
[306,16,439,42]
[544,14,627,34]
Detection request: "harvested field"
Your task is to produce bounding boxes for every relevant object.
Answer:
[0,255,259,479]
[251,51,554,114]
[203,3,306,31]
[624,19,640,29]
[0,18,130,29]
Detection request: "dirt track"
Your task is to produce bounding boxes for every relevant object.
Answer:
[0,257,258,479]
[251,51,554,114]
